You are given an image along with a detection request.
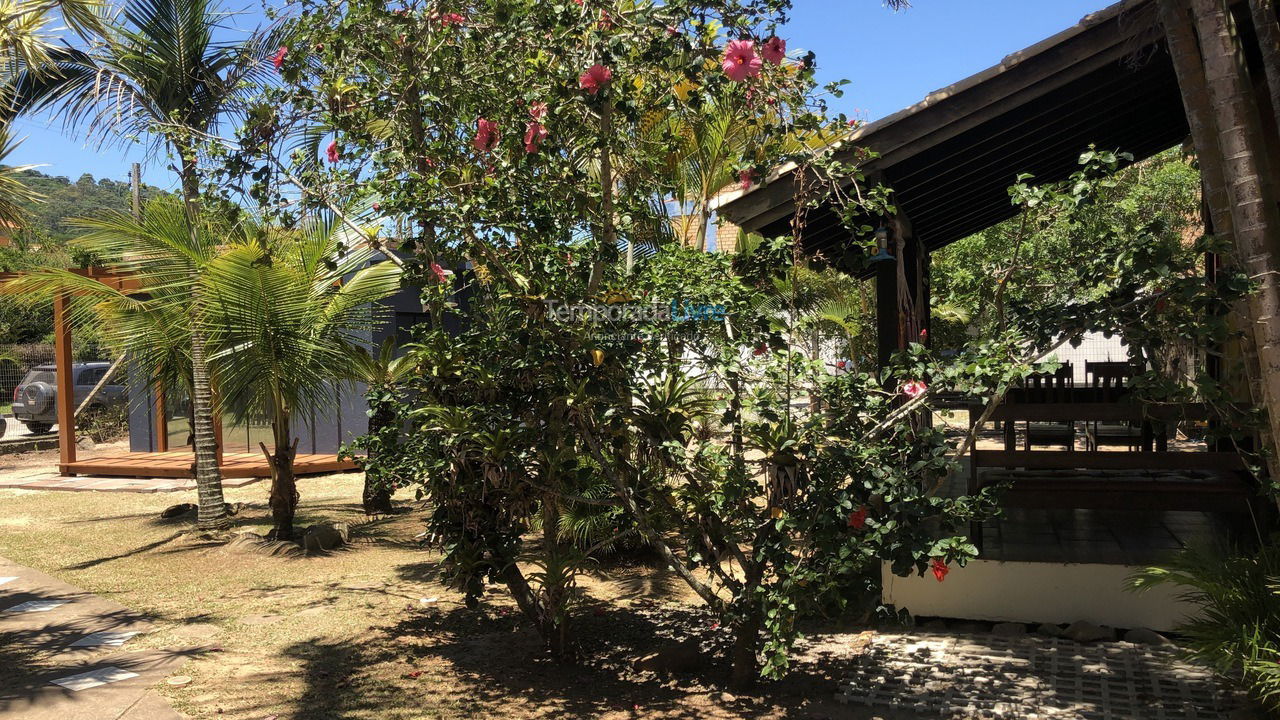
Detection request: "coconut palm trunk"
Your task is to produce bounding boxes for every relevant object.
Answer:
[176,137,229,531]
[190,319,229,530]
[266,396,299,539]
[1176,0,1280,486]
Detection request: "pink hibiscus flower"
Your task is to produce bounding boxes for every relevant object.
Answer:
[738,169,757,191]
[761,36,786,65]
[931,558,949,582]
[722,39,762,82]
[901,380,928,399]
[271,46,288,70]
[430,262,449,284]
[579,64,613,95]
[473,117,498,152]
[325,140,340,163]
[523,121,547,153]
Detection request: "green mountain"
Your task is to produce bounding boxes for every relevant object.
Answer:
[11,168,171,244]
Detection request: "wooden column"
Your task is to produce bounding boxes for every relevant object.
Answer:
[52,291,76,471]
[874,217,923,369]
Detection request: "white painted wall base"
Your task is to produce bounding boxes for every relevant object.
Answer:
[882,560,1195,632]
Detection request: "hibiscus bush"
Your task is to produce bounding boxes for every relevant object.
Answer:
[217,0,1039,687]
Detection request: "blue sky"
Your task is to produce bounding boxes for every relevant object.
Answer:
[5,0,1112,190]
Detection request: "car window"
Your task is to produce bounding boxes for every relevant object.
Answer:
[21,370,56,386]
[78,367,106,385]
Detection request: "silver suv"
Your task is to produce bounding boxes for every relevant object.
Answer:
[11,363,127,435]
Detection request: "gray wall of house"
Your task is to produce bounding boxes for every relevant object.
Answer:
[127,269,424,454]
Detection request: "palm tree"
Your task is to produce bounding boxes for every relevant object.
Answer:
[3,0,281,530]
[204,214,402,539]
[347,337,413,515]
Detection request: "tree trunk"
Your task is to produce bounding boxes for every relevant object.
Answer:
[174,140,228,532]
[728,559,765,690]
[267,408,299,540]
[190,318,228,530]
[1188,0,1280,485]
[361,393,396,515]
[1248,0,1280,134]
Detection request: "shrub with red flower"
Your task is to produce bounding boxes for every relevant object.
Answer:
[738,168,756,191]
[578,64,613,95]
[271,46,288,70]
[429,262,449,284]
[524,122,547,153]
[847,506,868,530]
[722,39,762,82]
[901,380,928,399]
[761,36,786,65]
[325,139,340,163]
[473,117,499,152]
[931,558,949,582]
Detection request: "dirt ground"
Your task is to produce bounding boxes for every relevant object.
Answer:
[0,471,915,720]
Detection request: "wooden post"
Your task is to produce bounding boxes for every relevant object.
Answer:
[53,291,76,472]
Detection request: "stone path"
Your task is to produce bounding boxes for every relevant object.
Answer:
[0,468,261,493]
[838,631,1243,719]
[0,555,204,720]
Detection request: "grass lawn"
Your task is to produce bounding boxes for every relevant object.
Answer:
[0,472,898,720]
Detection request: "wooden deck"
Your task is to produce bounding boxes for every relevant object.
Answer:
[59,451,357,479]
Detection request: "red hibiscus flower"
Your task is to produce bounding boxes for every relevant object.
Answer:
[722,39,762,82]
[847,506,867,530]
[271,46,288,70]
[836,360,847,369]
[473,117,498,152]
[523,121,547,153]
[761,36,786,65]
[579,64,613,95]
[901,380,927,399]
[325,140,340,163]
[738,168,756,191]
[930,558,949,582]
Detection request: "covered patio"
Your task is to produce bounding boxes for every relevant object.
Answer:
[717,0,1266,626]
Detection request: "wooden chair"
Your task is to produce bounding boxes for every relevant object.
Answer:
[1022,364,1075,451]
[1084,361,1143,451]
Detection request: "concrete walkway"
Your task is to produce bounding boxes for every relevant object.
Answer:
[0,556,202,720]
[0,468,261,493]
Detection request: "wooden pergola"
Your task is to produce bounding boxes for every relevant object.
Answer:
[1,267,355,479]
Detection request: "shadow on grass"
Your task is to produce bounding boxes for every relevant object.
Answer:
[269,601,878,720]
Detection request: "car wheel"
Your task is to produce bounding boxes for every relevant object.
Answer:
[25,422,52,435]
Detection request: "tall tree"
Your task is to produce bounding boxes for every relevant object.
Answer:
[3,0,280,530]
